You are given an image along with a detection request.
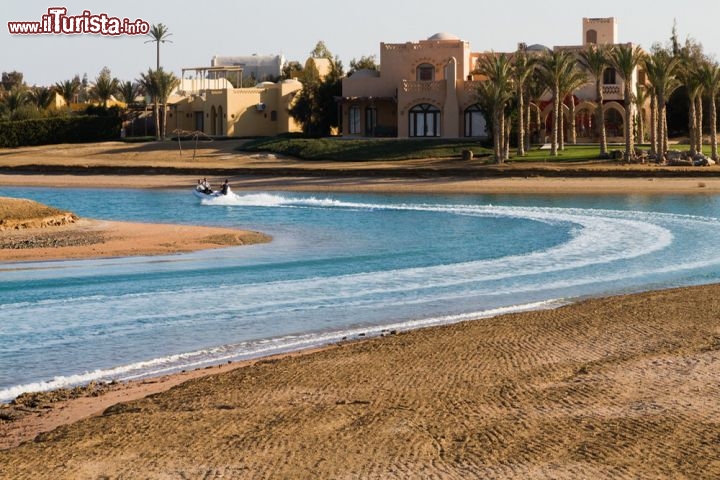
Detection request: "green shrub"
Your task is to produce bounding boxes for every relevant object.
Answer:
[0,115,121,148]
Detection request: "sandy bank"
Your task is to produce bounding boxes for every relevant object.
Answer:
[1,284,719,478]
[2,140,720,194]
[0,196,270,263]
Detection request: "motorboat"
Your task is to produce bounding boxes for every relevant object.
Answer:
[193,185,232,199]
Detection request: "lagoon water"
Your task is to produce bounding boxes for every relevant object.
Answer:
[2,187,720,402]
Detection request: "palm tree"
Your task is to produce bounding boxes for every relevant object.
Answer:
[512,48,537,156]
[644,48,679,161]
[145,23,172,70]
[3,87,28,117]
[525,71,546,149]
[609,43,645,161]
[138,68,160,139]
[476,53,514,163]
[698,61,720,160]
[579,44,610,156]
[28,86,54,111]
[557,63,587,148]
[91,67,120,108]
[156,68,180,140]
[684,69,703,156]
[537,49,575,156]
[54,78,80,108]
[634,85,649,146]
[118,81,140,106]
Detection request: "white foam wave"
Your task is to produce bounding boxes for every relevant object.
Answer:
[0,298,562,402]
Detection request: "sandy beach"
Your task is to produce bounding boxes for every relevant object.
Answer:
[2,141,720,478]
[1,285,719,478]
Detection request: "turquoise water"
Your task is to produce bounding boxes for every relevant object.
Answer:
[2,188,720,402]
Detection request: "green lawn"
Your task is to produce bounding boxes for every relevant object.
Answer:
[240,137,492,161]
[240,137,715,163]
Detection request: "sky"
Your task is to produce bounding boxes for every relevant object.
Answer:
[3,0,720,87]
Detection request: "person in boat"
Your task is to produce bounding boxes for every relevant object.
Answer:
[220,179,230,195]
[201,178,213,194]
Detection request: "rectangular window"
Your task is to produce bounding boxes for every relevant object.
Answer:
[417,65,434,81]
[603,68,617,85]
[365,107,377,136]
[349,106,361,134]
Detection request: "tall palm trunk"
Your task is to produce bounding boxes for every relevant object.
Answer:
[696,95,703,154]
[559,99,565,150]
[504,112,511,160]
[569,97,577,144]
[688,97,697,156]
[649,94,657,156]
[711,93,718,160]
[596,81,607,155]
[623,83,635,160]
[551,85,560,156]
[662,104,669,159]
[154,100,161,141]
[516,86,525,156]
[495,112,500,162]
[524,102,532,151]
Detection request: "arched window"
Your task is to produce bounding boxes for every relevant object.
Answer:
[365,106,377,136]
[586,29,598,44]
[416,63,435,81]
[409,103,440,137]
[604,107,624,137]
[217,105,224,136]
[349,106,361,134]
[464,104,486,138]
[603,67,617,85]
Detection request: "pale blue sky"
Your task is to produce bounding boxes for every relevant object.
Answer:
[3,0,720,86]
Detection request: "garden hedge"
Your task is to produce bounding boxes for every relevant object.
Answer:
[0,115,121,148]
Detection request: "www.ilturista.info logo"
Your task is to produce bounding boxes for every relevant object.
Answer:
[8,7,150,35]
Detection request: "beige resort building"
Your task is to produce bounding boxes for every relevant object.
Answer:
[166,55,337,137]
[340,17,646,142]
[167,59,303,137]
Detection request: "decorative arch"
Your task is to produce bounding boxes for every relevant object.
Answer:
[409,103,441,137]
[400,98,442,116]
[586,29,598,44]
[574,102,596,138]
[603,102,625,138]
[463,104,487,138]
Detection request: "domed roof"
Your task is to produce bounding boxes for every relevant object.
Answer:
[527,44,551,52]
[428,32,460,41]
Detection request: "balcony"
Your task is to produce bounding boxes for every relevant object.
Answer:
[602,84,622,96]
[401,80,445,94]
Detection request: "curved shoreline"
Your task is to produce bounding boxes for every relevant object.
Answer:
[2,283,719,477]
[0,218,270,263]
[2,142,720,476]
